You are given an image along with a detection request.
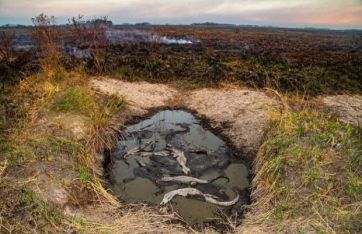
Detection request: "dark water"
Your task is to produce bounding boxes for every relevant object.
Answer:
[108,110,249,225]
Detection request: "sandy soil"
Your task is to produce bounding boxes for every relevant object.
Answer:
[91,78,279,159]
[321,95,362,126]
[91,78,178,115]
[186,89,278,159]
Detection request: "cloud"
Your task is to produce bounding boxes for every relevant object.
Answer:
[0,0,361,28]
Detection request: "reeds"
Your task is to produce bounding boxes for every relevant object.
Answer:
[31,13,62,72]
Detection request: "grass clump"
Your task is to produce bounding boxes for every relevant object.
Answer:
[52,86,126,124]
[85,94,126,175]
[51,86,94,115]
[2,134,84,167]
[52,86,126,152]
[21,189,63,225]
[51,84,126,179]
[252,106,362,233]
[0,185,67,233]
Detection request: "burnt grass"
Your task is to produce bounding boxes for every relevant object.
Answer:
[2,25,361,140]
[0,24,361,233]
[2,25,362,96]
[89,26,362,95]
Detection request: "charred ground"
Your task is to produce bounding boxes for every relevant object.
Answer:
[1,24,362,95]
[1,18,361,233]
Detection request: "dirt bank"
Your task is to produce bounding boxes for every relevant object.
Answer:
[321,95,362,126]
[89,77,281,232]
[91,78,279,159]
[90,77,362,233]
[91,78,178,115]
[186,89,278,159]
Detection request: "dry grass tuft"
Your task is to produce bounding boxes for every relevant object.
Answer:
[87,94,126,152]
[0,159,6,181]
[70,204,190,234]
[31,13,62,72]
[87,179,119,207]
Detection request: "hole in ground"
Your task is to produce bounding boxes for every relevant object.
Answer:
[105,109,251,230]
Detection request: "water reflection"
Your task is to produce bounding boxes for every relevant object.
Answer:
[109,110,249,225]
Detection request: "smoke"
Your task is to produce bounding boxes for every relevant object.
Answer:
[12,28,199,58]
[105,29,198,44]
[157,36,194,44]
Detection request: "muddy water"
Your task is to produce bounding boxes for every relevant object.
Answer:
[108,110,249,226]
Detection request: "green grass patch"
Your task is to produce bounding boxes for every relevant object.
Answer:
[51,86,95,115]
[89,94,126,126]
[79,167,91,182]
[86,93,127,152]
[255,108,362,233]
[2,134,84,167]
[51,66,67,82]
[21,189,63,225]
[52,86,126,123]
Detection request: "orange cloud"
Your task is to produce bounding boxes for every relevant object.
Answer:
[303,6,362,25]
[231,4,362,27]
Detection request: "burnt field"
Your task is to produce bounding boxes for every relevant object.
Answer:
[1,24,362,95]
[1,18,362,233]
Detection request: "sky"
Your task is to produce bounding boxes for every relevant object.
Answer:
[0,0,362,29]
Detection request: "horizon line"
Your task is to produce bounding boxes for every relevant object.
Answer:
[1,21,362,31]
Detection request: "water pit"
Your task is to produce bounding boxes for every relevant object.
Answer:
[108,110,250,227]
